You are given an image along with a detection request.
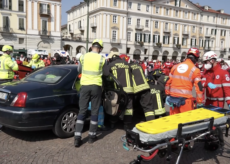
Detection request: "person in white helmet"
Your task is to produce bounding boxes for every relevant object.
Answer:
[202,51,230,108]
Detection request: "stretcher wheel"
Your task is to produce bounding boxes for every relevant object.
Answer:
[158,149,167,158]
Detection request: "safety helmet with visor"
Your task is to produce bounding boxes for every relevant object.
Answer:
[202,51,218,70]
[92,39,103,49]
[32,54,40,62]
[2,45,13,56]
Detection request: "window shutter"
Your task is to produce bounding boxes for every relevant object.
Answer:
[190,39,192,46]
[144,34,146,42]
[40,3,42,9]
[208,40,210,47]
[3,17,6,27]
[177,38,179,44]
[204,40,206,47]
[163,36,165,44]
[168,37,170,44]
[135,33,137,41]
[175,0,176,6]
[48,4,50,10]
[158,35,160,43]
[140,34,143,41]
[149,35,151,43]
[173,37,175,44]
[179,0,181,7]
[153,35,155,43]
[6,17,9,27]
[195,39,196,46]
[9,0,12,10]
[182,38,184,45]
[225,30,226,36]
[215,29,217,35]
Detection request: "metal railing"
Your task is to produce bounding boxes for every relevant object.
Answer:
[39,30,50,36]
[0,27,13,33]
[90,23,97,28]
[135,25,144,30]
[40,8,51,15]
[78,26,85,31]
[110,39,121,44]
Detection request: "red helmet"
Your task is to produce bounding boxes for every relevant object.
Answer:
[120,54,130,62]
[187,48,200,58]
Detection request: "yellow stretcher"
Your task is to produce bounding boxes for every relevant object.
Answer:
[121,107,230,164]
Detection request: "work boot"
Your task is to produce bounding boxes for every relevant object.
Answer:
[97,125,110,131]
[88,135,98,144]
[74,137,82,148]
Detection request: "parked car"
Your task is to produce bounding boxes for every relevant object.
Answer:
[0,65,127,138]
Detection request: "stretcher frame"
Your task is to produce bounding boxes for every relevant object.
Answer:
[121,116,230,164]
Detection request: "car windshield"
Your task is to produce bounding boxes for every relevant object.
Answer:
[25,67,70,84]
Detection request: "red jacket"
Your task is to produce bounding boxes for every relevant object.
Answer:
[164,62,173,69]
[154,62,161,70]
[16,60,22,65]
[202,64,230,104]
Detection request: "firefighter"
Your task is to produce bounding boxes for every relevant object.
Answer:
[27,54,45,69]
[103,52,134,130]
[202,51,230,108]
[148,69,168,118]
[127,57,155,121]
[74,39,105,147]
[0,45,19,84]
[165,48,204,115]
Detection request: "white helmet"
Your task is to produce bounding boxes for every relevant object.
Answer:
[76,53,82,61]
[203,51,218,61]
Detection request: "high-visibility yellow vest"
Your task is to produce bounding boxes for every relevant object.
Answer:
[27,60,45,69]
[0,54,19,80]
[80,52,105,86]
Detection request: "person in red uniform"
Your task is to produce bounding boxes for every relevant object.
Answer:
[154,59,161,70]
[163,59,173,76]
[16,56,22,65]
[202,51,230,108]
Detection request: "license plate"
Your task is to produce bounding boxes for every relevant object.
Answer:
[0,92,8,100]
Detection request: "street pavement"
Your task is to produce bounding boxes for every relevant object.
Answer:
[0,89,230,164]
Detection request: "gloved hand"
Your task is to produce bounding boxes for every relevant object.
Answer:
[208,83,217,89]
[32,65,36,69]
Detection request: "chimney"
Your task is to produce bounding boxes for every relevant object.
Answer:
[204,6,209,10]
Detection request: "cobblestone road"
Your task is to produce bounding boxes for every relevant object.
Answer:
[0,119,230,164]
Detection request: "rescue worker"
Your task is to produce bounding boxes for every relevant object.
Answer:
[163,59,173,76]
[103,51,134,130]
[0,45,19,84]
[154,60,161,70]
[148,69,168,118]
[74,39,105,147]
[165,48,204,115]
[202,51,230,108]
[27,54,45,69]
[128,57,155,121]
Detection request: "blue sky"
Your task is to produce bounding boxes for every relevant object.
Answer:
[61,0,230,25]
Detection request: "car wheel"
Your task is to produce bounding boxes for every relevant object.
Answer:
[53,108,78,138]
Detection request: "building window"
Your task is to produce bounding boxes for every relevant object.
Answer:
[42,20,48,34]
[146,5,149,12]
[221,40,224,48]
[199,27,202,33]
[207,16,209,22]
[112,30,117,40]
[184,25,187,31]
[173,37,179,44]
[191,38,196,46]
[192,26,196,33]
[221,30,226,36]
[113,0,117,7]
[128,17,131,25]
[128,2,132,9]
[193,13,196,19]
[136,33,141,42]
[206,28,209,35]
[165,23,169,30]
[166,1,169,4]
[185,12,188,18]
[144,34,150,42]
[2,0,12,10]
[175,10,178,17]
[78,21,81,28]
[18,0,24,12]
[18,18,25,30]
[210,40,214,48]
[137,3,141,10]
[155,21,158,28]
[145,20,149,28]
[163,36,169,44]
[201,14,203,21]
[175,24,178,31]
[153,35,159,43]
[199,39,203,47]
[137,19,140,26]
[166,9,169,15]
[127,32,131,41]
[113,15,117,23]
[223,18,225,24]
[40,3,50,14]
[182,38,187,46]
[3,16,10,28]
[213,16,215,23]
[156,7,159,14]
[19,38,24,44]
[175,0,180,7]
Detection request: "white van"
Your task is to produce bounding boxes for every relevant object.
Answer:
[27,49,48,58]
[53,50,69,57]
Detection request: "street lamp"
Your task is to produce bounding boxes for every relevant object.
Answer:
[84,0,90,53]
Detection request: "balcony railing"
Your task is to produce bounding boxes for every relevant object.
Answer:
[110,39,121,44]
[78,26,85,31]
[182,31,189,35]
[174,44,181,49]
[135,25,144,30]
[40,8,51,15]
[0,5,11,10]
[91,23,97,28]
[0,27,13,33]
[164,28,171,33]
[39,30,50,36]
[153,43,162,47]
[135,41,144,46]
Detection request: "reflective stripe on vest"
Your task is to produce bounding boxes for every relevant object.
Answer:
[207,97,225,101]
[170,88,193,95]
[170,66,197,82]
[145,112,154,117]
[81,54,103,75]
[222,83,230,87]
